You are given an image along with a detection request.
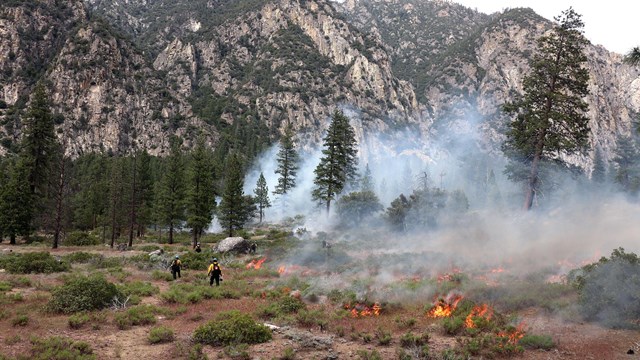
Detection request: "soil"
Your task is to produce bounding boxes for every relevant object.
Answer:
[0,245,638,360]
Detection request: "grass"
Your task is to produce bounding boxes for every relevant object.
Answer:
[114,305,163,330]
[519,334,555,350]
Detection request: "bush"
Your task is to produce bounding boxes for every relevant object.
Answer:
[62,252,102,264]
[519,334,555,350]
[48,275,121,314]
[114,305,159,330]
[259,296,306,318]
[28,336,95,360]
[0,281,11,292]
[223,344,250,360]
[12,314,29,327]
[193,310,272,346]
[64,231,101,246]
[118,281,159,297]
[399,332,430,348]
[442,316,465,335]
[356,350,382,360]
[0,252,70,274]
[68,313,90,329]
[148,326,175,344]
[569,248,640,328]
[277,346,296,360]
[375,327,392,345]
[152,270,174,282]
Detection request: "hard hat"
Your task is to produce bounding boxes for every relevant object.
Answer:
[213,257,218,262]
[175,255,179,259]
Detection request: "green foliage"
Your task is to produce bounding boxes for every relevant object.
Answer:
[273,124,299,204]
[0,281,12,292]
[62,251,102,264]
[611,135,640,195]
[442,316,465,335]
[185,136,217,245]
[152,270,174,282]
[356,349,382,360]
[519,334,555,350]
[468,281,574,312]
[336,190,383,226]
[117,281,159,298]
[12,314,29,327]
[0,252,69,274]
[47,275,121,314]
[68,313,90,329]
[374,327,392,345]
[192,310,272,346]
[154,137,186,244]
[148,325,175,344]
[259,296,306,319]
[64,231,101,246]
[223,344,250,360]
[253,172,271,223]
[312,109,359,212]
[502,8,590,209]
[218,153,255,237]
[277,347,296,360]
[28,336,95,360]
[114,305,159,330]
[399,332,430,348]
[568,248,640,328]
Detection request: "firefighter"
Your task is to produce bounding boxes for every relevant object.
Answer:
[207,258,222,286]
[169,255,182,280]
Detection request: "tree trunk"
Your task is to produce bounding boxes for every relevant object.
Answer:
[128,155,137,248]
[192,228,198,248]
[52,155,66,249]
[10,234,16,245]
[524,128,548,211]
[168,222,173,244]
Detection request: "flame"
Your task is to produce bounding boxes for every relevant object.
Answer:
[426,294,463,318]
[278,266,285,274]
[497,322,526,345]
[490,267,506,274]
[346,303,381,318]
[465,304,493,328]
[246,258,267,269]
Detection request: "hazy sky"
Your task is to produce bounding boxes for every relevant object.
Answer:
[452,0,638,54]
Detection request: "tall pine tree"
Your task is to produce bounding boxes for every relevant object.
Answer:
[273,124,299,209]
[312,109,358,213]
[185,137,216,247]
[0,158,33,244]
[360,163,374,192]
[503,8,590,210]
[155,139,186,244]
[218,153,255,236]
[253,172,271,223]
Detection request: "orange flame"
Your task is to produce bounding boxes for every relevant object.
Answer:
[278,266,285,274]
[427,294,463,318]
[346,303,381,318]
[465,304,493,328]
[497,322,526,345]
[246,258,267,269]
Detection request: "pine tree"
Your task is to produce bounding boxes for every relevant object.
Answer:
[360,163,374,192]
[21,83,57,199]
[185,137,216,247]
[72,154,109,231]
[612,135,640,194]
[127,150,153,247]
[108,157,126,248]
[273,124,299,208]
[591,146,607,184]
[155,139,186,244]
[312,109,359,212]
[625,47,640,66]
[253,172,271,223]
[0,158,33,244]
[218,153,255,236]
[503,8,590,210]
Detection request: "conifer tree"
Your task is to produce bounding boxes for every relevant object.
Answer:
[156,139,186,244]
[185,137,216,247]
[72,154,109,231]
[591,146,608,184]
[0,158,33,244]
[312,109,358,213]
[625,47,640,66]
[273,124,299,208]
[503,8,590,210]
[360,163,374,192]
[218,153,255,236]
[253,172,271,223]
[612,135,640,194]
[108,157,126,248]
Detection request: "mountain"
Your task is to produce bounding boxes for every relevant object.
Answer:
[1,0,639,169]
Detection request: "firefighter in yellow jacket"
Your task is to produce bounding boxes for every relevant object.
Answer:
[207,258,222,286]
[169,255,181,280]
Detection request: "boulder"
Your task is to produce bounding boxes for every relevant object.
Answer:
[214,237,250,253]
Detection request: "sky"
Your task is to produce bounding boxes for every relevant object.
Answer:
[452,0,638,54]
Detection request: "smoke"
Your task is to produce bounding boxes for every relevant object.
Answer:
[239,105,640,313]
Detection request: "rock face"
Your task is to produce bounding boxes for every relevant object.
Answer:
[0,0,639,172]
[214,237,249,253]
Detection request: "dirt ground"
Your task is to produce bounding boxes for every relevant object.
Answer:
[0,245,639,360]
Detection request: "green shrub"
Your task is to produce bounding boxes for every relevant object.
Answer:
[48,275,121,314]
[64,231,101,246]
[62,252,103,264]
[394,316,416,330]
[68,313,90,329]
[28,336,95,360]
[0,252,70,274]
[10,276,31,287]
[442,316,465,335]
[148,326,175,344]
[114,305,159,330]
[223,344,250,360]
[399,331,430,348]
[296,308,328,328]
[356,349,382,360]
[12,314,29,327]
[277,346,296,360]
[179,251,219,271]
[519,334,555,350]
[118,281,159,297]
[193,310,272,346]
[152,270,174,282]
[0,281,11,292]
[259,296,306,318]
[375,327,392,345]
[88,256,124,269]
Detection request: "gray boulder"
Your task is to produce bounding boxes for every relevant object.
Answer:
[214,237,249,253]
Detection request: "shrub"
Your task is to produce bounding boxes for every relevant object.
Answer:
[62,252,103,264]
[64,231,101,246]
[148,326,175,344]
[68,313,90,329]
[375,327,392,345]
[223,344,250,360]
[0,252,70,274]
[394,316,416,330]
[12,314,29,327]
[152,270,174,282]
[0,281,11,292]
[399,332,430,348]
[443,316,465,335]
[569,248,640,328]
[28,336,95,360]
[193,310,272,346]
[114,305,159,330]
[48,275,121,314]
[118,281,159,297]
[277,347,296,360]
[356,349,382,360]
[519,334,555,350]
[259,296,306,318]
